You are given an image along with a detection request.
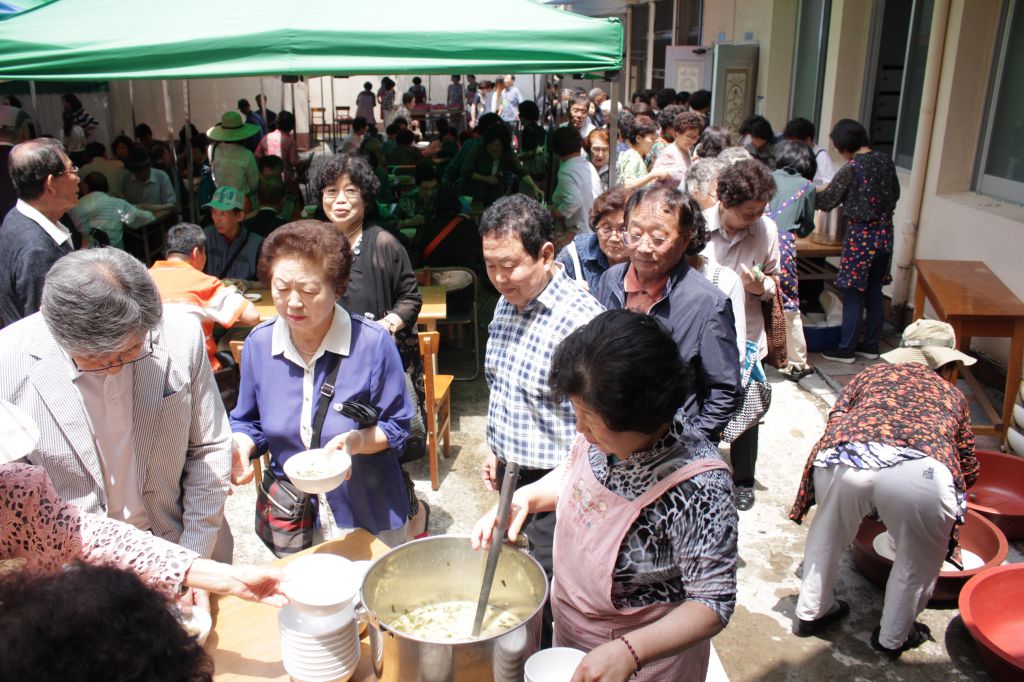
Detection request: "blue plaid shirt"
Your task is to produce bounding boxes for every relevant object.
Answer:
[485,267,604,470]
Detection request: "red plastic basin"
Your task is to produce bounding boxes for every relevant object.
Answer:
[959,564,1024,682]
[968,450,1024,540]
[851,510,1009,604]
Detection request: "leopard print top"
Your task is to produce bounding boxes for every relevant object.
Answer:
[1,463,197,596]
[589,409,738,625]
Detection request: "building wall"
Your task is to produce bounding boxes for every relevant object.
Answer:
[700,0,797,133]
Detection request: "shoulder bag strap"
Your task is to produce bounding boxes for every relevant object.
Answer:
[311,353,344,449]
[217,231,251,279]
[567,240,585,284]
[422,216,463,260]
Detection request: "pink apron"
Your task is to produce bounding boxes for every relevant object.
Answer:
[552,434,730,681]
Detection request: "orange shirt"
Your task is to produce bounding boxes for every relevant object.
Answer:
[148,260,248,370]
[623,263,669,314]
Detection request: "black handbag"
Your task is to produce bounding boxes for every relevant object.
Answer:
[254,354,343,557]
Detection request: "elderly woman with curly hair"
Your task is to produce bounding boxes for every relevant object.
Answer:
[595,186,741,446]
[230,221,414,549]
[314,153,429,539]
[652,110,705,187]
[555,186,632,292]
[702,159,781,510]
[473,309,738,681]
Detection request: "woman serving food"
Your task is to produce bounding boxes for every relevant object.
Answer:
[472,309,738,681]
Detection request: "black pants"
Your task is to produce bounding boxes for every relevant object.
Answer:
[496,459,555,648]
[731,423,759,487]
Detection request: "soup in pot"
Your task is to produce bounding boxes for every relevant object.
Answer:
[388,600,522,641]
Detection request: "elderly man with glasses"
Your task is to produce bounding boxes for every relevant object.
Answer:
[0,248,234,611]
[0,138,80,326]
[595,185,741,445]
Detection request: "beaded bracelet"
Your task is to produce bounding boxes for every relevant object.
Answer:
[618,635,642,676]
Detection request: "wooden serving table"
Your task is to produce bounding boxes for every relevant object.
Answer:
[913,259,1024,439]
[795,236,842,283]
[416,285,447,332]
[207,530,389,681]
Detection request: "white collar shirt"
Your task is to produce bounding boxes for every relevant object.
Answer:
[16,198,72,247]
[271,304,352,449]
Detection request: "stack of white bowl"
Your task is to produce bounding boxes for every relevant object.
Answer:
[279,554,366,682]
[279,605,359,682]
[1008,380,1024,457]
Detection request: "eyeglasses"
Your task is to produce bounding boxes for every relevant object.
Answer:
[622,230,677,249]
[72,336,153,373]
[56,166,79,177]
[323,187,362,202]
[595,225,626,238]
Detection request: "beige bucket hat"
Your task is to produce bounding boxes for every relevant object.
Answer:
[206,110,260,143]
[881,319,976,369]
[0,398,40,464]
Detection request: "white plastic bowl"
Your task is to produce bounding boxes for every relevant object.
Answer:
[1007,426,1024,457]
[282,555,362,617]
[525,647,587,682]
[284,448,351,494]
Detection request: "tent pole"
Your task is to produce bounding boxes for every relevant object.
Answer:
[28,81,38,114]
[259,78,267,131]
[625,6,633,98]
[330,77,337,151]
[128,80,137,137]
[183,80,196,224]
[609,75,619,188]
[645,0,655,89]
[161,79,182,217]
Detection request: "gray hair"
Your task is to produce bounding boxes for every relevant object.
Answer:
[41,249,163,358]
[718,146,753,165]
[588,87,606,101]
[165,222,207,257]
[686,158,726,196]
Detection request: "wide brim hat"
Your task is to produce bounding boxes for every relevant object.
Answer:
[881,319,976,369]
[0,398,40,464]
[207,111,260,142]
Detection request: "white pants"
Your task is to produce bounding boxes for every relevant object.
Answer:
[785,309,809,370]
[796,457,957,648]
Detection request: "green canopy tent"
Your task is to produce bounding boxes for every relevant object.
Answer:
[0,0,622,80]
[0,0,622,221]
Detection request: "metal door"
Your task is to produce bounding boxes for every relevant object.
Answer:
[710,44,759,130]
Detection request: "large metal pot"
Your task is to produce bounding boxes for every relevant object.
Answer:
[810,206,848,245]
[357,535,548,682]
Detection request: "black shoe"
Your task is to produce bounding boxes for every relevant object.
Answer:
[822,349,856,364]
[855,344,880,360]
[793,599,850,637]
[734,485,755,511]
[783,366,815,382]
[870,622,932,658]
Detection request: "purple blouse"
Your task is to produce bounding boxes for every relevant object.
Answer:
[230,313,412,534]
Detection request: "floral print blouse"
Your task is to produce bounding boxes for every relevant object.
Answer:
[588,409,738,625]
[1,464,197,596]
[790,362,978,553]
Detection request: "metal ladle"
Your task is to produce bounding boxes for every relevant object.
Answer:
[471,462,520,638]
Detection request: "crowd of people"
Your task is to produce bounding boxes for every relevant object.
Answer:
[0,81,978,681]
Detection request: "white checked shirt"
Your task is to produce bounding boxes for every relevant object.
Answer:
[485,266,604,470]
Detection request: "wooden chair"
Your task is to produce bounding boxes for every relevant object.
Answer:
[311,107,331,145]
[335,105,354,135]
[418,331,452,490]
[229,339,270,489]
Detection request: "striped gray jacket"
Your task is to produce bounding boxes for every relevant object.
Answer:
[0,310,233,561]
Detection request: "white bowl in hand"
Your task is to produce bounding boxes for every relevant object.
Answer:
[284,448,352,494]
